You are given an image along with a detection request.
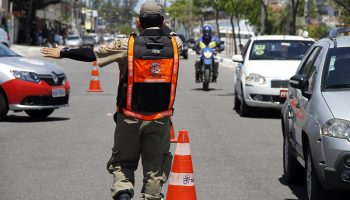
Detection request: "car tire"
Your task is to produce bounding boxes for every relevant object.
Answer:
[184,54,188,59]
[25,109,54,119]
[234,90,240,111]
[0,92,8,121]
[305,146,328,200]
[239,87,250,117]
[283,134,303,184]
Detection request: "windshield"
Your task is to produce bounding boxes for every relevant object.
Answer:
[324,47,350,89]
[67,36,79,40]
[0,43,19,57]
[249,40,314,60]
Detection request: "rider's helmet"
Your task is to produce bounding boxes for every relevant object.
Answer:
[202,25,212,40]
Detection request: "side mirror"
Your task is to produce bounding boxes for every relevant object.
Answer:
[232,55,243,63]
[289,74,307,90]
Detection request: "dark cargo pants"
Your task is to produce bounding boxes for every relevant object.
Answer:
[107,113,172,200]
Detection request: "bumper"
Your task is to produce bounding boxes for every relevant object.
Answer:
[2,78,70,111]
[244,84,287,108]
[319,136,350,190]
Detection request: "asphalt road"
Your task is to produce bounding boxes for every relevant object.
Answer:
[1,49,307,200]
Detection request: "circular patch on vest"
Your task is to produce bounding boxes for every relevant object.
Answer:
[150,62,161,74]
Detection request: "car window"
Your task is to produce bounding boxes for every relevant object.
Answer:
[0,43,19,57]
[249,40,314,60]
[297,47,321,76]
[323,47,350,89]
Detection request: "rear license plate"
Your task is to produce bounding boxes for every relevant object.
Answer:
[280,90,288,98]
[52,88,66,97]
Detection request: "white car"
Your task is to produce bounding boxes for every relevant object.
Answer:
[232,35,314,117]
[65,35,82,48]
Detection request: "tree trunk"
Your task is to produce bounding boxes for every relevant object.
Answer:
[235,12,242,51]
[25,0,33,45]
[258,0,268,34]
[230,15,237,55]
[291,0,299,35]
[215,8,220,40]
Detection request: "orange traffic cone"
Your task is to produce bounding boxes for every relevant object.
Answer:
[87,61,103,92]
[170,120,177,143]
[166,130,197,200]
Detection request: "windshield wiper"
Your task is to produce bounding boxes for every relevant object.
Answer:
[326,84,350,89]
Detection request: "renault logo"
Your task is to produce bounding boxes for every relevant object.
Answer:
[51,71,59,85]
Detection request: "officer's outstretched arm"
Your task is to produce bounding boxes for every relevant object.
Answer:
[41,47,96,62]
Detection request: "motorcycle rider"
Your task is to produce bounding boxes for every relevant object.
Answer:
[194,25,223,83]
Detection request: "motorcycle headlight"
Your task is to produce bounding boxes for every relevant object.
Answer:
[204,51,213,59]
[11,70,40,83]
[322,119,350,140]
[246,73,266,85]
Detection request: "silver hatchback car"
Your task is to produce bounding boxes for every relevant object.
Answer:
[281,28,350,200]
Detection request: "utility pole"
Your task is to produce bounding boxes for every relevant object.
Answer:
[304,0,309,26]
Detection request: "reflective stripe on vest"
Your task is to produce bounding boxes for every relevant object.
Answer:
[121,35,179,120]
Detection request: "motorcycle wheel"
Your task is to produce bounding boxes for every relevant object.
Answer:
[203,68,210,91]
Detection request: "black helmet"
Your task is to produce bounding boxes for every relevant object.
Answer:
[202,25,212,38]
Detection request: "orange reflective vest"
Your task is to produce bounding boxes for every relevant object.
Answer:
[117,30,179,120]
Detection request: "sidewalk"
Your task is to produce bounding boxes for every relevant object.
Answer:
[10,44,43,57]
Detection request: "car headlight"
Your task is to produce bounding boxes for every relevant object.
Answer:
[204,51,213,59]
[246,73,266,84]
[322,119,350,140]
[11,70,40,83]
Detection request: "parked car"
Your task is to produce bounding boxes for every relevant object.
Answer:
[88,33,100,44]
[82,35,96,47]
[177,34,188,59]
[0,28,10,47]
[0,43,70,120]
[281,27,350,200]
[65,35,82,48]
[232,35,314,117]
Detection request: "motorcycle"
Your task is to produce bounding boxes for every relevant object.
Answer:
[199,47,215,91]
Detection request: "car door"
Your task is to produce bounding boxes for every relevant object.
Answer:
[289,46,321,153]
[235,39,251,95]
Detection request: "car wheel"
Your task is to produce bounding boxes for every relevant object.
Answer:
[234,90,240,111]
[0,92,8,121]
[239,87,250,117]
[283,134,303,184]
[25,109,54,119]
[305,146,328,200]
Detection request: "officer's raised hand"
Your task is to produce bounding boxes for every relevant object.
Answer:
[41,47,63,59]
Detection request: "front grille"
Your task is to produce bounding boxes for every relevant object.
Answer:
[271,80,289,88]
[250,94,286,104]
[21,95,69,106]
[38,73,65,86]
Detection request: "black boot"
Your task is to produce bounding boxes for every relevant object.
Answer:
[212,75,217,83]
[195,73,200,83]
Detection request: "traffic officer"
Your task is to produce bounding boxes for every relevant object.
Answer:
[40,1,183,200]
